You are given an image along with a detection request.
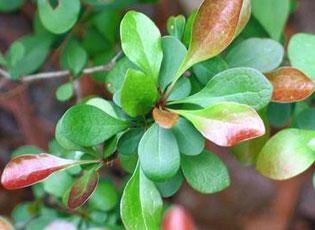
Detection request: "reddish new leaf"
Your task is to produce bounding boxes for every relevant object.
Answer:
[173,102,265,147]
[177,0,244,77]
[153,107,179,129]
[1,153,95,190]
[162,205,196,230]
[266,67,315,103]
[0,217,14,230]
[68,170,99,209]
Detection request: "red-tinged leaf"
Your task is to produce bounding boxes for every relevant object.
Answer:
[0,216,14,230]
[266,67,315,103]
[1,153,96,190]
[172,102,265,147]
[153,107,179,129]
[68,170,99,209]
[162,205,196,230]
[177,0,244,77]
[235,0,251,37]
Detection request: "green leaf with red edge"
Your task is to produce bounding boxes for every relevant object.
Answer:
[256,129,315,180]
[68,169,99,209]
[0,216,14,230]
[177,0,245,77]
[266,67,315,103]
[1,153,98,190]
[171,102,265,147]
[162,205,196,230]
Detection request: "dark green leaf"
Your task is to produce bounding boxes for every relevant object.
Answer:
[181,151,230,193]
[121,165,163,230]
[121,69,159,117]
[172,118,204,156]
[138,124,180,181]
[118,128,145,155]
[155,171,184,198]
[296,108,315,130]
[0,0,23,12]
[267,103,292,128]
[120,11,163,82]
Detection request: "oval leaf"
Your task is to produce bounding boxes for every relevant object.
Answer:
[153,107,179,129]
[121,69,159,117]
[173,102,265,147]
[58,104,129,147]
[256,129,315,180]
[38,0,81,34]
[1,153,94,190]
[234,0,251,37]
[68,170,99,209]
[181,151,230,193]
[121,165,163,230]
[266,67,315,103]
[171,67,273,110]
[177,0,244,76]
[162,205,196,230]
[120,11,163,82]
[225,38,284,73]
[138,124,180,181]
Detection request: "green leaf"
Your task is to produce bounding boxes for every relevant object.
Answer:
[288,33,315,80]
[155,171,184,198]
[26,216,55,230]
[251,0,290,41]
[167,15,186,41]
[181,150,230,193]
[0,0,23,12]
[159,36,187,90]
[103,136,119,159]
[267,103,292,128]
[177,0,246,77]
[296,108,315,130]
[182,10,197,47]
[121,165,163,230]
[37,0,81,34]
[0,52,6,66]
[120,11,163,82]
[58,104,129,147]
[171,67,272,110]
[118,128,145,155]
[192,57,228,86]
[6,35,51,80]
[225,38,284,73]
[12,202,35,228]
[55,82,74,102]
[173,102,265,147]
[256,129,315,180]
[168,77,191,101]
[119,152,138,174]
[138,124,180,181]
[172,118,205,156]
[121,69,159,117]
[85,97,118,119]
[105,57,137,93]
[89,180,118,211]
[61,40,88,77]
[11,145,43,158]
[43,171,73,198]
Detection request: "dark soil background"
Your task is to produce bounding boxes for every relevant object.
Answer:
[0,0,315,229]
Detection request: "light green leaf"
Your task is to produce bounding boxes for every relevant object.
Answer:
[85,97,118,119]
[225,38,284,73]
[121,165,162,230]
[159,36,187,90]
[37,0,81,34]
[138,124,180,181]
[55,82,74,102]
[172,118,204,156]
[167,15,186,41]
[155,171,183,198]
[256,129,315,180]
[89,181,119,211]
[288,33,315,80]
[171,67,272,110]
[57,104,129,147]
[120,11,163,82]
[43,171,73,198]
[173,102,265,147]
[61,40,88,77]
[182,10,197,48]
[192,57,228,86]
[181,150,230,193]
[121,69,158,117]
[251,0,290,41]
[168,77,191,101]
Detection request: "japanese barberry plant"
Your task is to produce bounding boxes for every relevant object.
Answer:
[1,0,315,229]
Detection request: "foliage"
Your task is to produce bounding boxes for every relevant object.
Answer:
[0,0,315,229]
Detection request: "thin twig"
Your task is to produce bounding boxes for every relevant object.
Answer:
[0,51,123,82]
